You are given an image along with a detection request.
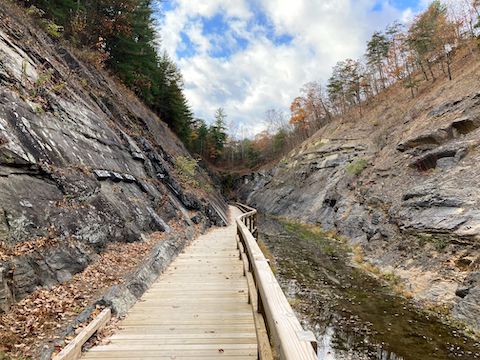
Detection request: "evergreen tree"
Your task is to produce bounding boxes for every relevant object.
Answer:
[155,53,193,143]
[209,108,228,159]
[366,31,390,89]
[190,119,209,157]
[106,0,159,101]
[22,0,195,145]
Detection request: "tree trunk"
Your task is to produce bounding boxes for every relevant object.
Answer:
[419,61,429,81]
[427,61,435,81]
[446,53,452,81]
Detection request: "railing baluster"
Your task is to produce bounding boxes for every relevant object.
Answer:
[235,202,317,360]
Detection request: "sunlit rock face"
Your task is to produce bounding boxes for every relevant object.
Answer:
[0,6,227,312]
[238,65,480,330]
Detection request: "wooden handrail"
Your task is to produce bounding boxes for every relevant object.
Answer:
[53,308,111,360]
[235,203,317,360]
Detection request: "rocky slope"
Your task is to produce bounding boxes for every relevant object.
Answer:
[0,3,226,314]
[238,56,480,331]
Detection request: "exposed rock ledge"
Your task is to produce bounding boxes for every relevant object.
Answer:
[237,64,480,331]
[0,3,227,313]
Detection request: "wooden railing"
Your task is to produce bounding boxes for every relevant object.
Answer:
[235,203,318,360]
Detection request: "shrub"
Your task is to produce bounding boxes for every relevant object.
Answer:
[174,156,199,187]
[346,158,368,176]
[175,156,196,177]
[42,21,64,39]
[26,5,45,18]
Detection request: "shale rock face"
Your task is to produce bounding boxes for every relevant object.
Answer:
[0,5,227,312]
[238,63,480,330]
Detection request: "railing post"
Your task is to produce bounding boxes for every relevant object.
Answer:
[235,202,317,360]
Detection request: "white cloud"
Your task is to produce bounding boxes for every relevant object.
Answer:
[159,0,427,136]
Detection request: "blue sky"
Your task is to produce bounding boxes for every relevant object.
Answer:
[158,0,429,136]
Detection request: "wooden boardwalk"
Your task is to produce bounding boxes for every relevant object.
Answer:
[81,206,257,359]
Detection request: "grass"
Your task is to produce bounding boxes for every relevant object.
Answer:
[352,245,411,296]
[280,218,345,256]
[417,233,449,251]
[346,158,368,176]
[25,5,44,17]
[287,298,302,307]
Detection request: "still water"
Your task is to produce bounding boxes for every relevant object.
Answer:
[258,216,480,360]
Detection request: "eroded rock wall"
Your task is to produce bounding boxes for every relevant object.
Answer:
[238,60,480,331]
[0,4,227,312]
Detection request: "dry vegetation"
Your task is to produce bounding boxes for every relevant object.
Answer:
[0,224,196,359]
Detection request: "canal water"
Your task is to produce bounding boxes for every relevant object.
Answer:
[258,216,480,360]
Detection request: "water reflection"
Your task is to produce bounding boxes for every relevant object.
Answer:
[259,216,480,360]
[317,326,336,360]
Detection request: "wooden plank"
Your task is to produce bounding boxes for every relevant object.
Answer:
[54,308,111,360]
[82,206,257,359]
[89,343,257,351]
[82,349,257,358]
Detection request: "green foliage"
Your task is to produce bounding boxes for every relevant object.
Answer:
[153,53,194,143]
[35,69,53,88]
[26,5,44,17]
[327,59,363,112]
[189,118,209,157]
[417,233,449,251]
[346,158,368,176]
[272,128,287,153]
[209,108,228,154]
[407,0,454,77]
[43,20,64,38]
[22,0,194,144]
[174,156,199,187]
[366,31,390,64]
[366,31,390,88]
[175,156,197,178]
[188,109,228,162]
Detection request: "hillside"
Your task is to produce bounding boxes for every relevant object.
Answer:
[238,53,480,332]
[0,2,226,357]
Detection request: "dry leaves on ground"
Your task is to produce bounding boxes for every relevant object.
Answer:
[0,225,187,359]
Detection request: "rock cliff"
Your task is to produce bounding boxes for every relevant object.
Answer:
[238,58,480,331]
[0,4,226,314]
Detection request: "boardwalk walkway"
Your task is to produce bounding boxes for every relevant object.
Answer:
[82,206,257,359]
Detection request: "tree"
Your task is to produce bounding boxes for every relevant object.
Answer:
[208,108,228,159]
[190,119,209,157]
[23,0,196,144]
[474,0,480,30]
[385,22,407,81]
[155,53,193,143]
[272,128,287,155]
[301,81,332,126]
[366,31,390,90]
[327,60,364,116]
[106,0,159,99]
[408,1,456,81]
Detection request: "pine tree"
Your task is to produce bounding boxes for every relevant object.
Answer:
[106,0,159,101]
[156,54,193,143]
[22,0,196,145]
[366,31,390,89]
[209,108,228,159]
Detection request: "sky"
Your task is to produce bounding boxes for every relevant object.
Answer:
[157,0,431,137]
